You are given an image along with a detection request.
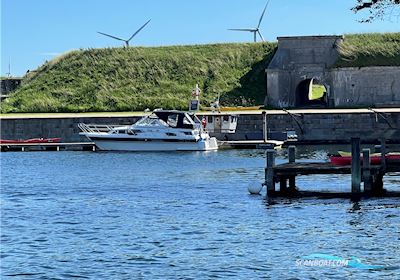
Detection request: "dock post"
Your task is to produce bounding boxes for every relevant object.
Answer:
[288,146,296,163]
[380,138,386,172]
[351,138,361,198]
[262,111,267,142]
[265,149,275,196]
[279,177,287,193]
[288,146,296,191]
[362,148,372,194]
[372,138,387,195]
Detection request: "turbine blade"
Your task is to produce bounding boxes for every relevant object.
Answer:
[127,19,151,42]
[257,0,271,28]
[97,32,125,41]
[228,28,256,32]
[258,30,265,42]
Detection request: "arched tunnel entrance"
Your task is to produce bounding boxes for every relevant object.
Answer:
[295,78,328,108]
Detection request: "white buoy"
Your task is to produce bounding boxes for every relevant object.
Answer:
[248,182,263,195]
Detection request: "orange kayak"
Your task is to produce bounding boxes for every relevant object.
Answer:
[330,153,400,166]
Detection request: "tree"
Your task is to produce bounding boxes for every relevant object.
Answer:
[352,0,400,22]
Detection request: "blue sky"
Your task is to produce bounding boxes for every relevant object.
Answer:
[1,0,399,76]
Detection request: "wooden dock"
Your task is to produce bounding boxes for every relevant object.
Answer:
[1,140,284,152]
[264,139,400,199]
[0,142,96,152]
[218,140,284,149]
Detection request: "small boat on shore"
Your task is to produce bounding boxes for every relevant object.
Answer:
[78,110,218,151]
[0,138,61,144]
[330,151,400,166]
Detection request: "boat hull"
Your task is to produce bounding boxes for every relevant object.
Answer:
[89,137,218,151]
[330,154,400,166]
[0,138,61,144]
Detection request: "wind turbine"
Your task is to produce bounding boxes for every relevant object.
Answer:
[228,0,271,42]
[98,19,151,47]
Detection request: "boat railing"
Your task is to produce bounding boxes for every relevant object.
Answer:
[78,123,123,133]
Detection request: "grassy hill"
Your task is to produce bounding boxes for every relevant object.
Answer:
[335,33,400,67]
[1,43,276,113]
[2,33,399,113]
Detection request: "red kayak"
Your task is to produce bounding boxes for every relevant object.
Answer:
[0,138,61,144]
[330,153,400,166]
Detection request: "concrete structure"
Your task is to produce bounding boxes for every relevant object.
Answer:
[2,110,399,144]
[1,77,22,95]
[0,116,141,143]
[330,67,400,107]
[265,36,400,108]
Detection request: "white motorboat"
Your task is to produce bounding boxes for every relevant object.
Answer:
[78,110,218,151]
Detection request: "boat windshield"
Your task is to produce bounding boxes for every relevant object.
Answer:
[134,116,168,127]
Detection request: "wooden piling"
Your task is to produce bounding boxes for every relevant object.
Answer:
[279,177,287,193]
[262,111,267,143]
[265,149,275,195]
[288,146,296,163]
[288,146,296,191]
[362,148,372,193]
[373,174,384,195]
[380,138,386,172]
[351,137,361,196]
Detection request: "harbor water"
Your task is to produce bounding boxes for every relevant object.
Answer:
[1,148,399,279]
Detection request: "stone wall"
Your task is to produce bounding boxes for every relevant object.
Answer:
[0,116,141,142]
[2,112,399,144]
[211,112,400,143]
[265,35,400,109]
[266,35,342,108]
[266,112,400,142]
[330,67,400,107]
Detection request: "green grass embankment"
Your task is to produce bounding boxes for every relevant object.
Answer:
[335,33,400,67]
[2,33,399,114]
[1,43,276,113]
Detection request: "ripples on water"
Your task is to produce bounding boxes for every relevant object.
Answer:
[1,149,399,279]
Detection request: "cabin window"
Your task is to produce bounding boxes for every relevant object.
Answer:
[166,132,176,137]
[231,116,237,123]
[183,132,192,135]
[223,116,229,122]
[118,130,126,134]
[183,116,192,125]
[207,116,213,123]
[167,114,178,127]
